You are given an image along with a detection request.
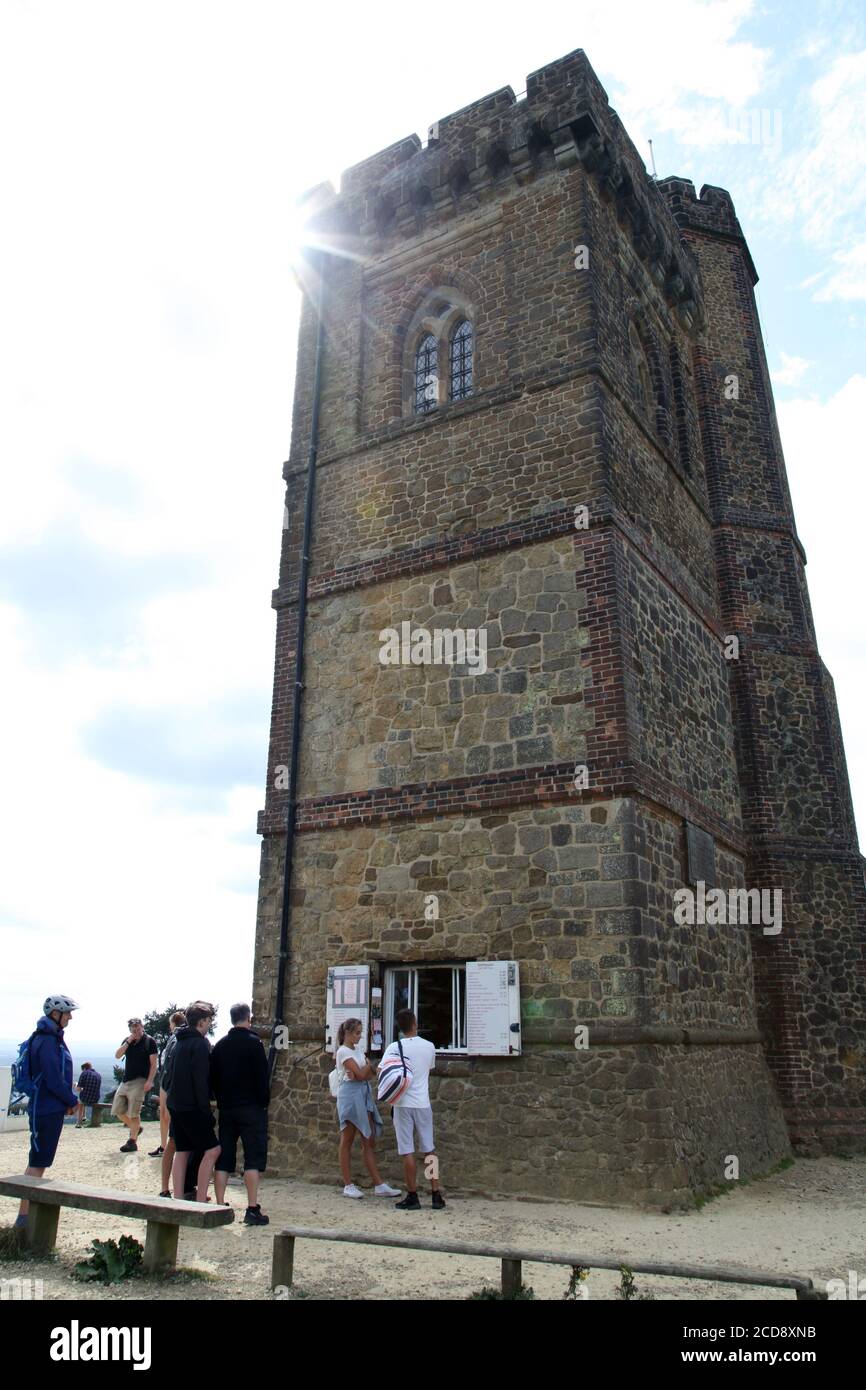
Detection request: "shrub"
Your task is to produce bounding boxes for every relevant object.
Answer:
[564,1264,589,1299]
[616,1264,654,1301]
[73,1235,143,1283]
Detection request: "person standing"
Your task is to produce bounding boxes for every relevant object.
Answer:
[112,1017,158,1153]
[166,1001,222,1203]
[335,1017,400,1200]
[14,995,81,1227]
[75,1062,102,1127]
[211,1004,271,1225]
[150,1010,187,1197]
[381,1008,445,1211]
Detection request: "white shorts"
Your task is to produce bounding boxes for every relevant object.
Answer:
[393,1106,434,1156]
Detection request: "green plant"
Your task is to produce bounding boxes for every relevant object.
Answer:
[616,1264,654,1301]
[73,1235,143,1284]
[564,1264,589,1299]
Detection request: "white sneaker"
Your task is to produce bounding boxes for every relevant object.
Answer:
[374,1183,401,1197]
[342,1183,364,1199]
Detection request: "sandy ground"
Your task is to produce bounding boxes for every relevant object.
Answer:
[1,1121,863,1301]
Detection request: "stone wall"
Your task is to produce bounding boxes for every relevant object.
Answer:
[297,539,590,796]
[262,1036,788,1205]
[667,179,866,1149]
[254,795,791,1202]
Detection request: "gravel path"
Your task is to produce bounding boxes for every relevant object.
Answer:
[1,1123,863,1300]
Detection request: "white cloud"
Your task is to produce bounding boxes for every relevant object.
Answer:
[765,49,866,245]
[777,375,866,841]
[812,241,866,302]
[772,351,812,386]
[571,0,770,158]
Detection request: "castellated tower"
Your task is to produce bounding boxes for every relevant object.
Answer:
[253,49,866,1204]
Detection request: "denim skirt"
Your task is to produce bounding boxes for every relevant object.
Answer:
[337,1079,383,1140]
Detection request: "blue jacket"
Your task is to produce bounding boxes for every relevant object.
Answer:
[30,1016,78,1118]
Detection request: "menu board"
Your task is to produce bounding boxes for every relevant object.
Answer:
[466,960,520,1055]
[325,965,370,1054]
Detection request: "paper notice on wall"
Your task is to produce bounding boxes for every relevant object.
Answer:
[466,960,520,1055]
[326,965,370,1054]
[370,987,383,1051]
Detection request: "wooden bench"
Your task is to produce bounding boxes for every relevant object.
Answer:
[271,1226,828,1300]
[0,1175,234,1274]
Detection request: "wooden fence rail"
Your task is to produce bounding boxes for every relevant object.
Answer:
[271,1225,827,1300]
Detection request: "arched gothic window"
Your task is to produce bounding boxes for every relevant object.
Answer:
[414,333,439,415]
[449,320,473,401]
[405,291,476,418]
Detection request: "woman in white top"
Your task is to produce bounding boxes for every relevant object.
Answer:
[334,1018,400,1200]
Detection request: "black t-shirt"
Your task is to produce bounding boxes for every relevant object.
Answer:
[122,1034,157,1082]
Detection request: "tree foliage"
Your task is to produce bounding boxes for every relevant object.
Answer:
[143,1003,218,1066]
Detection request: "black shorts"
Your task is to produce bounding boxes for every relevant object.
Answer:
[170,1108,218,1155]
[215,1105,268,1173]
[29,1110,65,1168]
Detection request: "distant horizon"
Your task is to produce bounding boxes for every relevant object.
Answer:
[0,1025,234,1053]
[0,1037,125,1051]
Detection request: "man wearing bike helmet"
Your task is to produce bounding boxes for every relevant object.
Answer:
[15,994,80,1227]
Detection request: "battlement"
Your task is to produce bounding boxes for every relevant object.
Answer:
[304,49,717,330]
[308,49,707,330]
[658,177,757,283]
[657,177,742,236]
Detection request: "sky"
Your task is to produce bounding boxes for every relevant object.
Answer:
[0,0,863,1046]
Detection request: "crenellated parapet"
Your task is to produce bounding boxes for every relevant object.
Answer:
[306,49,705,332]
[658,177,758,285]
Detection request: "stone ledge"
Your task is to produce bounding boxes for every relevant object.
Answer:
[257,770,747,857]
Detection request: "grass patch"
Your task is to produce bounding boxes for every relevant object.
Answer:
[0,1225,31,1261]
[169,1266,218,1283]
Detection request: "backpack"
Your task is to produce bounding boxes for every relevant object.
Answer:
[11,1030,41,1099]
[161,1035,178,1094]
[377,1038,413,1106]
[328,1045,364,1099]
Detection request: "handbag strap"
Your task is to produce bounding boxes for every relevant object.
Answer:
[397,1037,407,1076]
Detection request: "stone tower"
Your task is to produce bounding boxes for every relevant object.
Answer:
[253,49,866,1204]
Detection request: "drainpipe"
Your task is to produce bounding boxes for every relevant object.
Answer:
[268,250,326,1079]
